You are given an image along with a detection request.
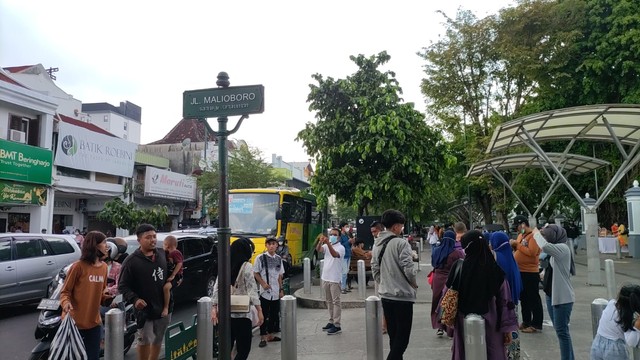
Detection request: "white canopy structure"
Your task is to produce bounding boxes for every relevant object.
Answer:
[481,104,640,285]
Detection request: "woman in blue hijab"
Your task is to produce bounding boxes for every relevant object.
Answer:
[430,230,464,337]
[490,231,523,360]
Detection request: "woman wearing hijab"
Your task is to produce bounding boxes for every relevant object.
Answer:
[449,230,518,360]
[211,237,264,360]
[532,225,576,360]
[431,230,465,337]
[490,232,523,360]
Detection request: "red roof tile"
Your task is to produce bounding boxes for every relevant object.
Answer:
[0,72,25,87]
[148,118,217,145]
[57,114,117,137]
[3,65,36,73]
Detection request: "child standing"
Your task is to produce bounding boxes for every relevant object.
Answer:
[162,235,183,317]
[591,284,640,359]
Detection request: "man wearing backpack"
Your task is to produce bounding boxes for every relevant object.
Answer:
[371,209,418,360]
[253,236,285,348]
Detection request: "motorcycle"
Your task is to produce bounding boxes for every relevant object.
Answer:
[29,242,137,360]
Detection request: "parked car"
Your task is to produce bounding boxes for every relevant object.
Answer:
[124,232,218,302]
[0,233,81,306]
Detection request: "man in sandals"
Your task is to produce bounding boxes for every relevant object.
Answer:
[254,236,285,347]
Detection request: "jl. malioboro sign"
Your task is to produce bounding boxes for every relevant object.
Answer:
[183,84,264,118]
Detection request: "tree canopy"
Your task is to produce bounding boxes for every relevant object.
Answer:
[197,143,287,216]
[297,52,451,219]
[97,198,169,233]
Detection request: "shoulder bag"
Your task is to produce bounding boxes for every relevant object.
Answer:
[439,258,463,327]
[230,262,251,313]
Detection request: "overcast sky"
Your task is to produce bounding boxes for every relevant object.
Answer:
[1,0,513,162]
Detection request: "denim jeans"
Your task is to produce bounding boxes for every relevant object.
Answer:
[546,295,574,360]
[79,325,102,360]
[340,257,350,290]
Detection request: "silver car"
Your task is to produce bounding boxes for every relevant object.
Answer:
[0,233,81,306]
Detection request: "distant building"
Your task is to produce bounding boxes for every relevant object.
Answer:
[271,154,313,190]
[82,101,142,143]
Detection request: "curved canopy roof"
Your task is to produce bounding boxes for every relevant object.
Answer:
[467,153,610,177]
[486,104,640,154]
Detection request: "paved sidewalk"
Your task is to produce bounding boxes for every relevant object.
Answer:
[245,246,640,360]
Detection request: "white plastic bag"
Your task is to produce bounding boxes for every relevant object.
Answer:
[49,314,88,360]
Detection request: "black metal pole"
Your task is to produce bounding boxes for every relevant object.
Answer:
[216,72,231,360]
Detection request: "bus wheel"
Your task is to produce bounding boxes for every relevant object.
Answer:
[311,251,319,270]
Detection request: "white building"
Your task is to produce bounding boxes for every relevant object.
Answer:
[81,101,142,143]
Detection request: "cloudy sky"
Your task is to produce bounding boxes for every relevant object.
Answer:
[1,0,513,162]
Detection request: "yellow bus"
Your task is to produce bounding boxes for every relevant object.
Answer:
[229,188,324,270]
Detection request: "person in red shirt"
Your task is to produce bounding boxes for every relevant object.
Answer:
[60,231,111,360]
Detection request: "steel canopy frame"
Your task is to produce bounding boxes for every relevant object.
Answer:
[467,153,610,219]
[486,104,640,208]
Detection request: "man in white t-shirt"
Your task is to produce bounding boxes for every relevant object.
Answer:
[254,236,285,348]
[316,227,345,335]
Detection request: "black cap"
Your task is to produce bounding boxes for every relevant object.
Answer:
[512,215,529,227]
[265,236,278,244]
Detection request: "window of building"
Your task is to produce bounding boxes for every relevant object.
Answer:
[56,166,90,179]
[124,122,128,130]
[8,115,40,146]
[104,115,108,122]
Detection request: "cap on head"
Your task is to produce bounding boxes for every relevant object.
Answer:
[512,215,529,227]
[265,236,278,245]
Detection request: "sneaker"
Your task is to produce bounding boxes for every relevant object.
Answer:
[436,329,444,337]
[258,340,267,348]
[322,323,335,331]
[327,326,342,335]
[341,289,348,294]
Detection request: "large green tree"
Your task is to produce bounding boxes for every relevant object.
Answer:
[297,52,450,219]
[197,143,287,216]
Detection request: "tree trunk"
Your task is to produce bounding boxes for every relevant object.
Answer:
[475,193,493,224]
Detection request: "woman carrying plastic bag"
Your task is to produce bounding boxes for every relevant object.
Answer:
[49,314,88,360]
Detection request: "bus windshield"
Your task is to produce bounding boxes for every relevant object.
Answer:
[229,192,279,235]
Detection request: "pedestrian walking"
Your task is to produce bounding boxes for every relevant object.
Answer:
[254,236,285,347]
[371,209,418,360]
[118,224,170,360]
[430,230,464,338]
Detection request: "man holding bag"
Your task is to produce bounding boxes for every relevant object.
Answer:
[254,236,285,347]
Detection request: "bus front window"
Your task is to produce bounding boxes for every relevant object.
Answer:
[229,193,279,235]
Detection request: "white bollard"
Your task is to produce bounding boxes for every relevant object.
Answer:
[464,314,487,360]
[197,297,213,360]
[591,298,609,337]
[605,259,616,300]
[303,257,311,294]
[104,308,124,360]
[365,296,383,360]
[281,295,297,360]
[357,259,366,299]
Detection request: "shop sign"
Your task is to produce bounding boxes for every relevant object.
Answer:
[54,121,138,177]
[144,166,197,201]
[0,180,47,205]
[0,138,53,185]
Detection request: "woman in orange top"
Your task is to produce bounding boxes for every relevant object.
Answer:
[60,231,111,360]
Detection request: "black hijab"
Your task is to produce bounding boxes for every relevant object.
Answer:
[230,237,254,285]
[457,230,505,315]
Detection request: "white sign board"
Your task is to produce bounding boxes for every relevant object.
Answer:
[143,166,197,201]
[54,121,138,177]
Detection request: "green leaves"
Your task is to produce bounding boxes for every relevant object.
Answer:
[96,198,168,233]
[298,52,449,218]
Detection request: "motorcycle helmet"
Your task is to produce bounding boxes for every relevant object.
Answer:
[105,241,119,262]
[106,237,129,263]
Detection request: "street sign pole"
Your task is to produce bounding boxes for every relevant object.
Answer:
[183,72,262,360]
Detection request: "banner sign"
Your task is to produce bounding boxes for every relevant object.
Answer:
[0,138,53,185]
[0,180,47,205]
[54,121,138,177]
[144,166,197,201]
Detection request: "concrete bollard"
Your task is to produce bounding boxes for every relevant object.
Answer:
[591,298,609,337]
[365,296,383,360]
[104,308,124,360]
[464,314,487,360]
[616,237,622,259]
[303,257,311,294]
[319,259,325,300]
[197,297,213,360]
[419,239,423,253]
[281,295,297,360]
[605,259,616,300]
[357,259,366,299]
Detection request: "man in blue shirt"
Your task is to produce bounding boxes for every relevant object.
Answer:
[339,221,353,293]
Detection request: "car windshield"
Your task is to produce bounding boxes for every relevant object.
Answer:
[229,193,278,236]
